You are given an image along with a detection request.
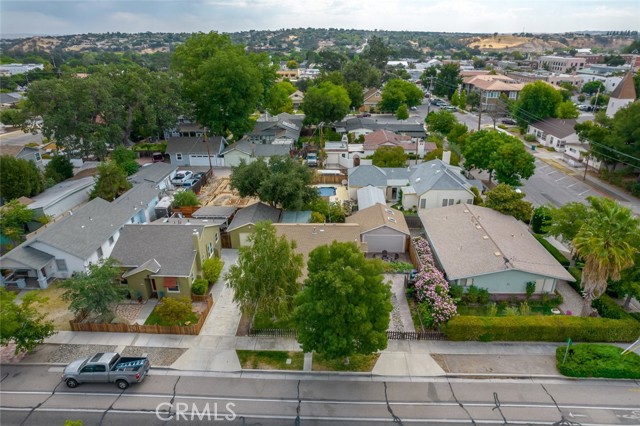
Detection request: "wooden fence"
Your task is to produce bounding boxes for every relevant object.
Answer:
[312,173,347,184]
[247,328,445,341]
[69,295,213,335]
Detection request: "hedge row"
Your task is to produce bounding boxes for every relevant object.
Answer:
[567,267,583,293]
[534,235,570,266]
[441,315,640,342]
[592,294,635,320]
[556,344,640,379]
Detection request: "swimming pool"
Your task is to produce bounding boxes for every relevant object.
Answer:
[317,186,337,197]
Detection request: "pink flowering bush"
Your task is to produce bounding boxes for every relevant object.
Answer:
[412,237,457,327]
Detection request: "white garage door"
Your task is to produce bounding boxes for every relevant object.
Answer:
[239,232,251,247]
[363,234,405,253]
[189,154,224,167]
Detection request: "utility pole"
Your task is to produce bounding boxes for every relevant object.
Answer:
[204,127,213,174]
[477,90,484,131]
[583,145,591,181]
[593,87,601,112]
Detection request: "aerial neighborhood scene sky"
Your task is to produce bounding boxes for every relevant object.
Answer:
[1,0,639,35]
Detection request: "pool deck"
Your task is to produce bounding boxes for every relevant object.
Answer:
[314,184,349,203]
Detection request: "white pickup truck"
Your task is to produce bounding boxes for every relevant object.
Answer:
[62,352,150,390]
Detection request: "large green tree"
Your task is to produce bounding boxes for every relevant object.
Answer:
[301,81,350,125]
[60,258,127,321]
[0,288,55,354]
[573,197,640,316]
[361,35,392,71]
[556,100,579,119]
[230,157,317,210]
[379,78,423,112]
[265,81,296,115]
[545,202,590,243]
[483,184,534,223]
[293,241,392,364]
[432,63,462,99]
[226,221,303,320]
[511,81,563,128]
[425,110,457,134]
[342,60,381,89]
[581,80,605,95]
[44,155,74,184]
[0,156,42,201]
[111,146,139,176]
[90,161,132,201]
[372,146,408,167]
[171,32,275,137]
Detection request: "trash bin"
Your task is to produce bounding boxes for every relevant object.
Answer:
[531,145,536,151]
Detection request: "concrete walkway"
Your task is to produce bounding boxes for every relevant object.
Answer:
[198,249,241,336]
[133,298,158,325]
[556,280,584,316]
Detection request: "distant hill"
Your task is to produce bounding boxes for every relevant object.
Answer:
[465,33,634,52]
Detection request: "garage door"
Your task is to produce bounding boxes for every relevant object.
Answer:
[363,234,405,253]
[239,232,251,247]
[189,155,224,167]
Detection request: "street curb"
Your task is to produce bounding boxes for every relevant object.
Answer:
[6,363,639,384]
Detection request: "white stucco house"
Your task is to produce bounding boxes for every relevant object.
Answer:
[527,118,579,151]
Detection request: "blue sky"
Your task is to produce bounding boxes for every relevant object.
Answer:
[1,0,638,36]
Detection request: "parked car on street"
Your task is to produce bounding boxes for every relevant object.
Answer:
[357,112,372,118]
[501,118,517,125]
[171,170,193,186]
[443,105,458,111]
[62,352,150,389]
[577,104,593,111]
[410,106,417,111]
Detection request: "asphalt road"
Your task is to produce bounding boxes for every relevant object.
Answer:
[1,365,639,425]
[0,129,44,146]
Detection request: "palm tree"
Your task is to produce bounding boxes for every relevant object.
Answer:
[573,197,640,316]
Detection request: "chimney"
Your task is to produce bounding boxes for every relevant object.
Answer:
[442,151,451,165]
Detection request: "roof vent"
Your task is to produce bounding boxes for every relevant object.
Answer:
[463,209,469,213]
[385,209,394,215]
[494,251,502,256]
[415,177,421,182]
[476,225,482,229]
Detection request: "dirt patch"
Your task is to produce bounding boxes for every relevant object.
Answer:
[121,346,187,367]
[114,303,144,324]
[0,343,27,364]
[38,283,75,331]
[199,177,259,208]
[235,312,251,336]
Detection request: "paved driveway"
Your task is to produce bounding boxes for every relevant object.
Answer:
[198,249,242,336]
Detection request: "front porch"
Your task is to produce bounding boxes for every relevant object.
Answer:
[1,270,56,290]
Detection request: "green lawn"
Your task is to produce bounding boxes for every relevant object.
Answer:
[556,344,640,379]
[236,350,304,370]
[251,310,296,330]
[313,353,380,372]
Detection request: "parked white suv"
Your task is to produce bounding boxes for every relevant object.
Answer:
[171,170,193,186]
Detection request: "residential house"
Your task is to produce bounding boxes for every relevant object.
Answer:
[348,165,411,202]
[0,92,23,108]
[27,176,95,221]
[226,202,281,248]
[324,141,367,169]
[191,206,237,230]
[248,113,303,144]
[127,163,178,191]
[347,204,409,253]
[113,182,162,224]
[222,139,292,168]
[419,204,575,297]
[166,135,226,167]
[527,118,579,152]
[0,145,44,169]
[333,117,426,139]
[0,197,142,288]
[110,223,221,300]
[361,88,382,112]
[605,72,637,118]
[356,185,386,210]
[289,90,304,110]
[273,223,364,278]
[402,159,477,211]
[363,129,427,157]
[462,74,524,110]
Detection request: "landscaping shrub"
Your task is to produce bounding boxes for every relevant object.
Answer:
[172,190,200,207]
[191,278,208,296]
[441,315,640,342]
[556,344,640,379]
[449,284,464,301]
[382,261,414,273]
[151,297,197,326]
[567,267,583,293]
[477,288,490,305]
[534,234,570,266]
[525,282,536,300]
[524,134,537,142]
[203,257,225,284]
[465,285,480,304]
[592,294,633,320]
[631,312,640,322]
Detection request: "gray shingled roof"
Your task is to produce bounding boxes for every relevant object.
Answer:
[227,202,281,232]
[409,160,473,195]
[34,198,135,259]
[529,118,578,139]
[253,144,292,157]
[111,224,205,277]
[192,206,237,219]
[165,136,225,155]
[0,245,53,270]
[114,182,160,211]
[419,204,575,281]
[128,163,177,185]
[348,165,388,187]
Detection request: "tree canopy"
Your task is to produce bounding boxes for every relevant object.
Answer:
[44,155,74,184]
[0,156,42,201]
[301,81,350,125]
[0,288,55,354]
[230,156,317,210]
[0,200,34,247]
[265,81,296,115]
[544,202,590,242]
[378,78,423,112]
[432,63,462,99]
[171,32,275,137]
[425,110,457,134]
[293,241,392,363]
[372,146,408,167]
[90,161,132,201]
[511,81,564,128]
[483,184,533,223]
[225,221,303,320]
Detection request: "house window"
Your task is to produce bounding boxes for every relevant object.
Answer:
[120,277,128,286]
[215,233,219,244]
[176,153,183,160]
[97,247,104,259]
[207,242,214,257]
[448,199,454,206]
[35,153,41,161]
[441,199,447,207]
[164,277,180,293]
[420,199,426,209]
[108,236,115,245]
[467,199,473,204]
[56,259,68,272]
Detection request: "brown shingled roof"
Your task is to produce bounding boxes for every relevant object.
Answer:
[610,72,637,100]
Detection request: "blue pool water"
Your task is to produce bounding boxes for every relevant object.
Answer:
[317,187,337,197]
